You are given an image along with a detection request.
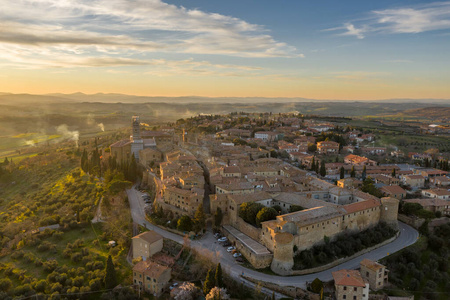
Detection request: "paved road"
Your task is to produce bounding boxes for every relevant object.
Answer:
[127,187,419,290]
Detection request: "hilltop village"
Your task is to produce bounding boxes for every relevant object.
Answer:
[107,112,449,298]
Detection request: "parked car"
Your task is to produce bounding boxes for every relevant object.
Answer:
[214,233,221,238]
[235,257,244,263]
[169,283,178,290]
[222,241,231,247]
[233,253,242,258]
[227,246,236,252]
[218,237,227,242]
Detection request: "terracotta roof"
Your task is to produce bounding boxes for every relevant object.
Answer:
[404,175,425,180]
[332,269,366,287]
[423,189,450,196]
[132,230,163,244]
[343,198,381,214]
[133,260,170,279]
[404,198,449,207]
[381,185,406,195]
[224,166,241,174]
[360,259,385,271]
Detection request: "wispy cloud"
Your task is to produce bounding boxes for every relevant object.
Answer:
[328,1,450,38]
[0,0,301,69]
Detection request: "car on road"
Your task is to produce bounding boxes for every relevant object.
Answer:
[233,253,242,258]
[227,246,236,252]
[169,283,178,290]
[218,237,227,242]
[214,232,221,238]
[235,257,244,263]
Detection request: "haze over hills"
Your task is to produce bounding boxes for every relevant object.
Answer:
[0,92,449,105]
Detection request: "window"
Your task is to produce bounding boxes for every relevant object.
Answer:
[343,295,346,299]
[353,296,357,300]
[354,287,357,291]
[343,287,347,291]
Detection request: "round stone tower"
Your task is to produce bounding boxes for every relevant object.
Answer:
[380,197,399,230]
[271,232,294,275]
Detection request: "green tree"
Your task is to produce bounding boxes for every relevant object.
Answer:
[362,165,367,181]
[0,278,12,292]
[350,166,356,178]
[310,157,315,171]
[177,215,193,232]
[214,207,223,228]
[310,278,323,294]
[215,263,223,288]
[339,166,345,179]
[203,268,215,295]
[319,160,326,177]
[194,204,206,233]
[391,168,396,177]
[256,207,278,227]
[104,255,117,289]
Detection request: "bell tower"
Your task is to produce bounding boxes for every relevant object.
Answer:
[131,116,144,161]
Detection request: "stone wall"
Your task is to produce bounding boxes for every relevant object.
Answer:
[225,230,272,269]
[398,214,425,229]
[286,233,398,276]
[235,217,261,242]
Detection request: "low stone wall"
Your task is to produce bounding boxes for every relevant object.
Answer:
[398,214,425,229]
[287,232,399,276]
[242,275,312,299]
[235,217,261,242]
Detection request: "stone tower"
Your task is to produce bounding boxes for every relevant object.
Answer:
[380,197,399,230]
[271,232,294,275]
[131,116,144,161]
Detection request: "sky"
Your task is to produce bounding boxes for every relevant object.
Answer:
[0,0,449,99]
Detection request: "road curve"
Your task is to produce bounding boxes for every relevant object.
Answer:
[127,187,419,289]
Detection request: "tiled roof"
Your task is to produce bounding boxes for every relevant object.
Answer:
[381,185,406,195]
[343,198,381,214]
[360,259,385,271]
[132,230,163,244]
[133,260,170,279]
[332,269,366,287]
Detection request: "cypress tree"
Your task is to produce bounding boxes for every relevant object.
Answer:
[319,160,326,177]
[104,255,117,289]
[203,268,215,295]
[310,157,315,171]
[391,168,396,177]
[215,263,223,288]
[350,166,356,178]
[340,166,345,179]
[194,204,206,233]
[362,165,367,181]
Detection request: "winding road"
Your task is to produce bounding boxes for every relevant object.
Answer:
[127,186,419,290]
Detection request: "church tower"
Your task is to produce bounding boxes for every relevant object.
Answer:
[131,116,144,161]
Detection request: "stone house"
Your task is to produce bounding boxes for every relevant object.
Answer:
[360,259,388,290]
[132,231,163,261]
[317,141,340,155]
[380,185,407,200]
[133,260,171,297]
[332,269,369,300]
[402,175,425,188]
[421,188,450,200]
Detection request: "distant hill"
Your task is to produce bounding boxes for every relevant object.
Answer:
[402,107,450,121]
[0,92,449,105]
